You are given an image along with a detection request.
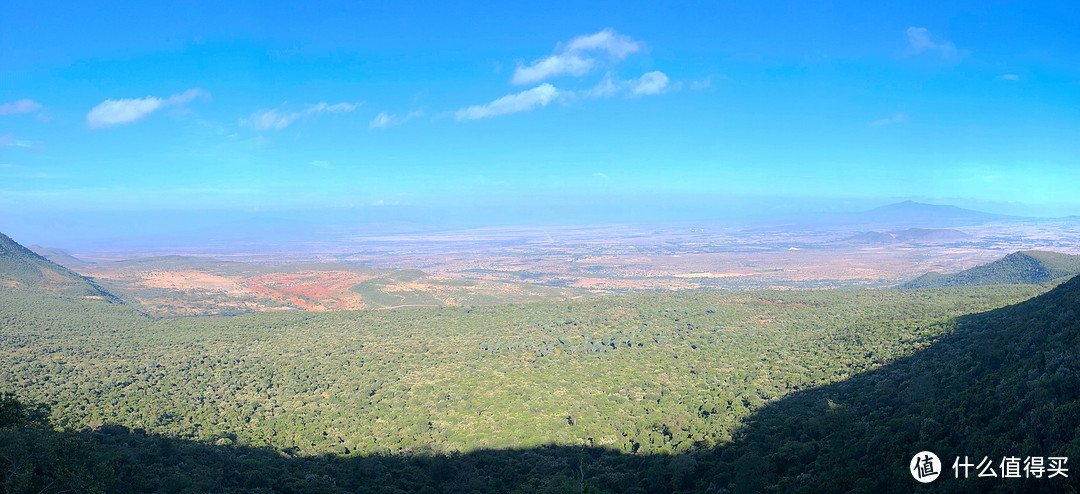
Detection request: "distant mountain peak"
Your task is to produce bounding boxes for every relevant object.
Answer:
[870,201,973,214]
[852,201,1013,228]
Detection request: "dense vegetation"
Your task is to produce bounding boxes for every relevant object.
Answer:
[711,272,1080,492]
[902,250,1080,289]
[4,233,1079,491]
[3,277,1068,492]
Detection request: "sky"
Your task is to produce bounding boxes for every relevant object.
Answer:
[2,1,1079,247]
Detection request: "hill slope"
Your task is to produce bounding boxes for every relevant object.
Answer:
[27,245,93,268]
[707,273,1080,492]
[846,227,969,244]
[902,250,1080,288]
[0,233,117,301]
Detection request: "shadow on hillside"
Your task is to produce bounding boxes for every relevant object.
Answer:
[6,279,1080,494]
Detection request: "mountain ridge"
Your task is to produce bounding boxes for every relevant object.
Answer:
[27,244,93,268]
[0,232,118,301]
[901,250,1080,288]
[845,227,970,244]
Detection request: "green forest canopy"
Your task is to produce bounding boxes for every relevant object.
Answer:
[5,276,1079,492]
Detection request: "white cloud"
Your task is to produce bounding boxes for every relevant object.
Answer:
[166,88,209,106]
[307,102,360,113]
[691,76,717,90]
[905,27,960,59]
[248,109,299,131]
[0,99,42,115]
[512,54,594,86]
[87,97,164,128]
[583,71,672,99]
[0,135,34,148]
[512,28,642,85]
[369,110,424,129]
[1000,74,1020,81]
[455,84,559,121]
[369,112,393,129]
[584,73,623,99]
[310,160,331,169]
[245,101,361,130]
[631,71,670,96]
[868,113,909,127]
[87,88,209,128]
[562,29,642,59]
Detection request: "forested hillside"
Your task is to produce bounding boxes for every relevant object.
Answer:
[2,275,1067,492]
[0,232,116,300]
[902,250,1080,289]
[706,273,1080,492]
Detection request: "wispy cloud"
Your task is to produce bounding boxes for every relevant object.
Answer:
[310,160,331,169]
[244,101,361,130]
[0,134,36,148]
[584,71,673,99]
[691,75,723,90]
[306,102,360,113]
[585,73,623,99]
[868,113,909,127]
[371,199,406,206]
[87,88,209,128]
[905,27,960,59]
[0,99,42,115]
[512,29,642,85]
[455,30,677,122]
[631,71,671,96]
[513,55,593,86]
[166,88,209,106]
[369,110,424,130]
[455,84,559,121]
[247,109,299,131]
[1000,74,1020,81]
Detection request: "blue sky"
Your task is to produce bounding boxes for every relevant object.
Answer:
[1,1,1079,247]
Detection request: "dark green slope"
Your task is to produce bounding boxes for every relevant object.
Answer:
[902,250,1080,288]
[0,232,117,301]
[710,274,1080,492]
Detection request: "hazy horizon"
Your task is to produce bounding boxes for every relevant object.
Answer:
[3,1,1079,249]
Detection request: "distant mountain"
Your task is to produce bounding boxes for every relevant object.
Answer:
[101,255,252,274]
[28,245,93,268]
[758,200,1026,231]
[901,250,1080,288]
[849,200,1018,228]
[846,227,970,244]
[0,233,117,301]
